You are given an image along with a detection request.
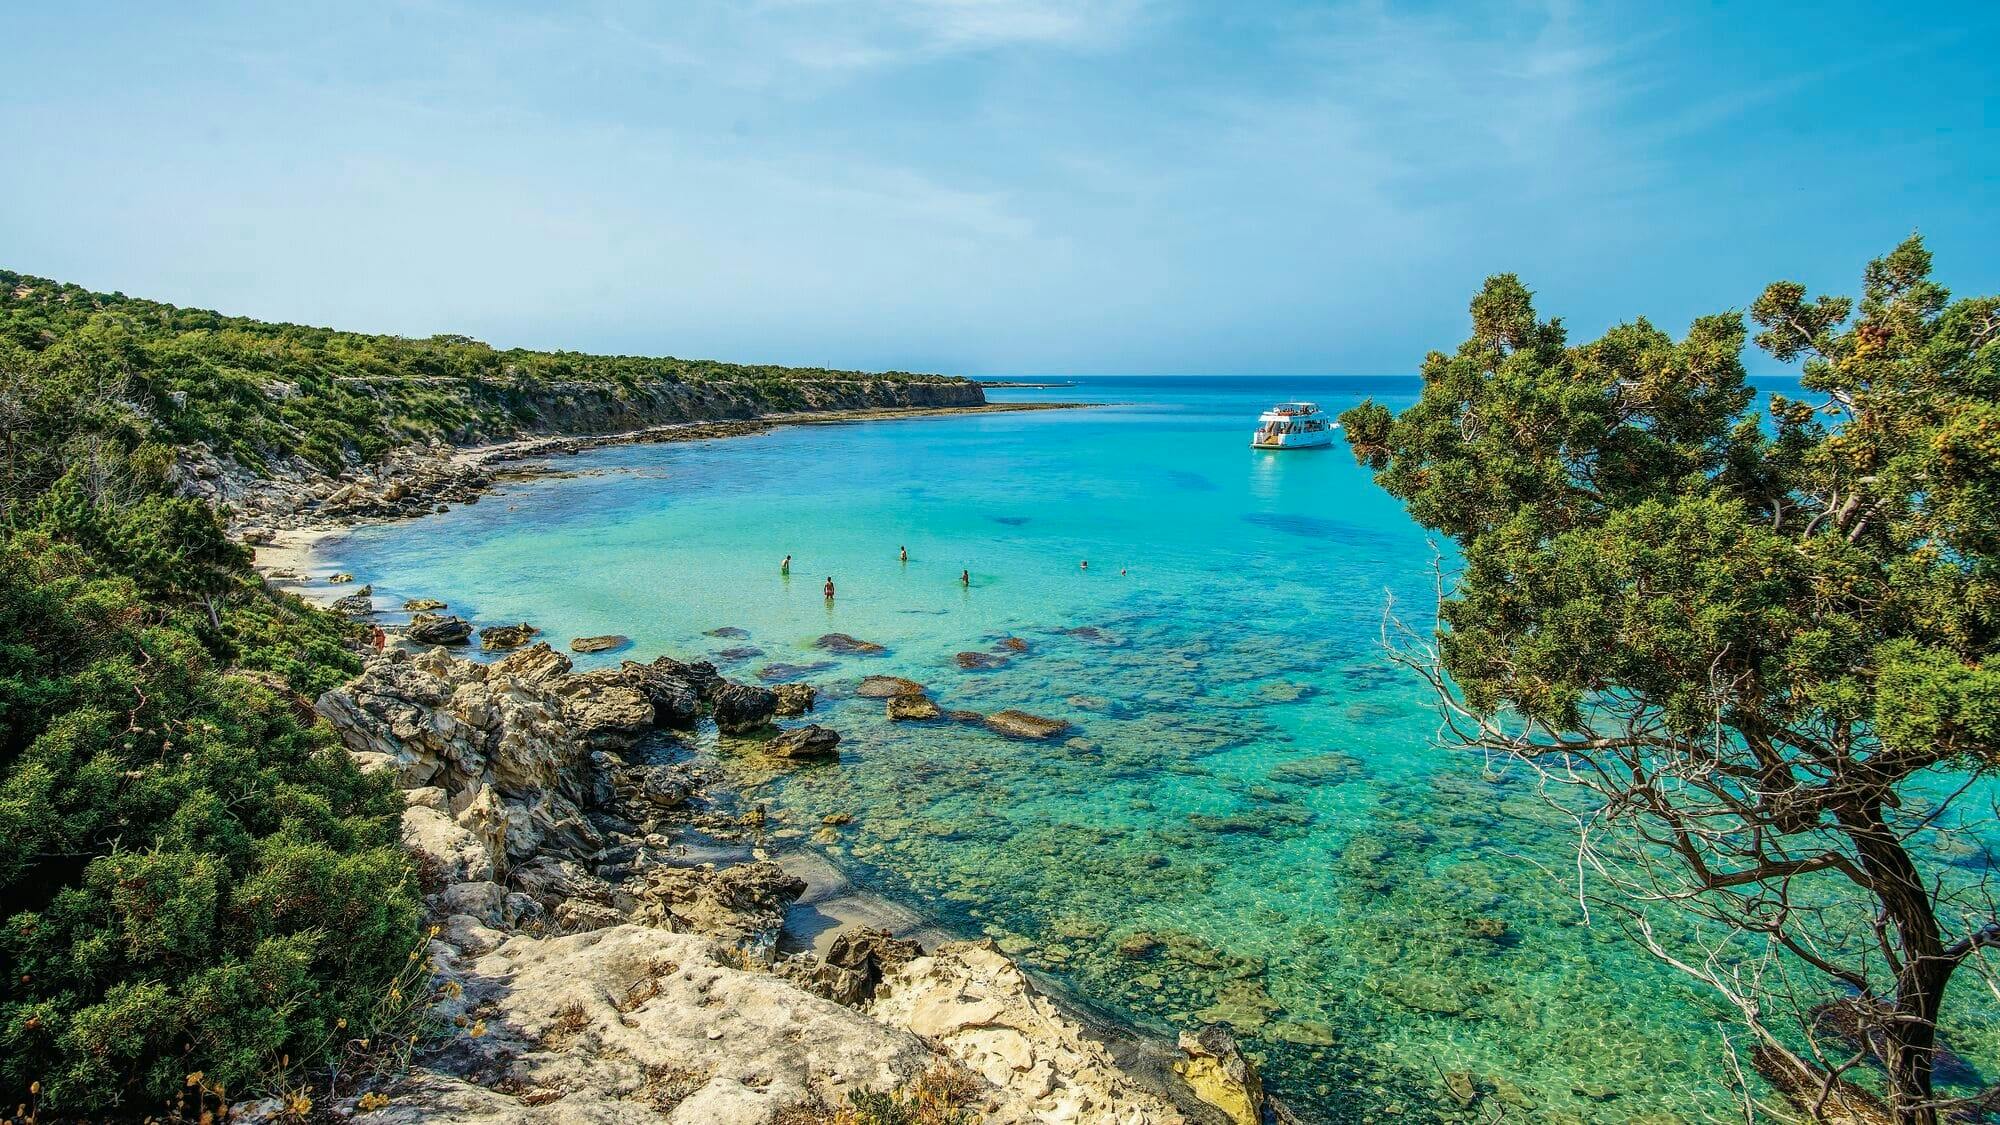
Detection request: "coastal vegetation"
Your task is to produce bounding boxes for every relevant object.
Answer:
[0,269,971,481]
[1341,236,1999,1123]
[0,272,972,1117]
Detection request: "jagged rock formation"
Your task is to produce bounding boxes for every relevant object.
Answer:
[868,940,1193,1123]
[311,644,1250,1124]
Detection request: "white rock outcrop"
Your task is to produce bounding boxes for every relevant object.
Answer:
[868,940,1190,1124]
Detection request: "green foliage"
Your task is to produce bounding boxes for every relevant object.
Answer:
[1342,236,1997,755]
[0,269,964,480]
[0,525,412,1115]
[0,273,429,1116]
[1342,236,2000,1118]
[0,265,975,1116]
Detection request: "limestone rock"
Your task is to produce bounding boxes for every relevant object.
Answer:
[649,654,722,699]
[405,613,472,646]
[366,926,945,1124]
[887,693,943,721]
[556,669,656,749]
[773,681,817,716]
[629,861,805,965]
[621,659,702,727]
[1174,1024,1264,1125]
[480,621,538,651]
[496,641,571,683]
[402,805,493,884]
[711,680,778,734]
[869,940,1189,1123]
[767,724,841,759]
[773,953,870,1007]
[955,650,1007,670]
[317,649,591,868]
[615,763,695,810]
[402,597,447,611]
[569,634,629,653]
[826,928,924,1001]
[985,709,1072,740]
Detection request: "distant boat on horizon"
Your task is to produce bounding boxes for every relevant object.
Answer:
[1251,401,1336,449]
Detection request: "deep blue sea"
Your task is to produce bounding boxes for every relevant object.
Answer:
[312,375,1993,1122]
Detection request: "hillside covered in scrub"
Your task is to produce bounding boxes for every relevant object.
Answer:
[0,270,981,481]
[0,271,979,1119]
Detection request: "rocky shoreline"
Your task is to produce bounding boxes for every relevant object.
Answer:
[232,400,1283,1123]
[305,641,1269,1124]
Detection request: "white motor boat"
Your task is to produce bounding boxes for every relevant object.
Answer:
[1251,402,1336,449]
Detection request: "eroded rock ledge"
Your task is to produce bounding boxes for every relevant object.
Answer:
[314,643,1267,1124]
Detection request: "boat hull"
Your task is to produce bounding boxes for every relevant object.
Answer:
[1250,429,1333,449]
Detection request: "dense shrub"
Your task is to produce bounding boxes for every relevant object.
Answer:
[0,515,414,1115]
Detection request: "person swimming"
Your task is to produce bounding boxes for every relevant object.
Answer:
[1080,559,1089,570]
[823,577,835,599]
[781,554,791,575]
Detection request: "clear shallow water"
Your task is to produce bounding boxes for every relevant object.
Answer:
[318,376,1987,1122]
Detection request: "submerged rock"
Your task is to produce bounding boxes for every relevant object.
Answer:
[984,709,1071,740]
[955,651,1007,671]
[773,682,817,716]
[569,634,629,654]
[479,621,538,651]
[768,724,841,759]
[996,636,1030,653]
[759,660,837,681]
[402,596,447,611]
[887,694,943,721]
[856,675,927,698]
[704,625,750,638]
[816,632,887,655]
[405,613,473,646]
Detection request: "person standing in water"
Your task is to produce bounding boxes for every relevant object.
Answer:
[960,569,970,587]
[1080,559,1089,571]
[781,554,791,575]
[899,545,908,563]
[824,577,835,600]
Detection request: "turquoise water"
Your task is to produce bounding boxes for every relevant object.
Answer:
[315,376,1986,1122]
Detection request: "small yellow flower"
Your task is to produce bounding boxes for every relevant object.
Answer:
[357,1092,391,1111]
[336,1018,347,1030]
[186,1072,205,1087]
[467,1020,487,1039]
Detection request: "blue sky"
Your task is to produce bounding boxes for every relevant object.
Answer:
[3,1,1994,375]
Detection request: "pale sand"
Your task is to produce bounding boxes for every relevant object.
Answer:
[253,526,357,609]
